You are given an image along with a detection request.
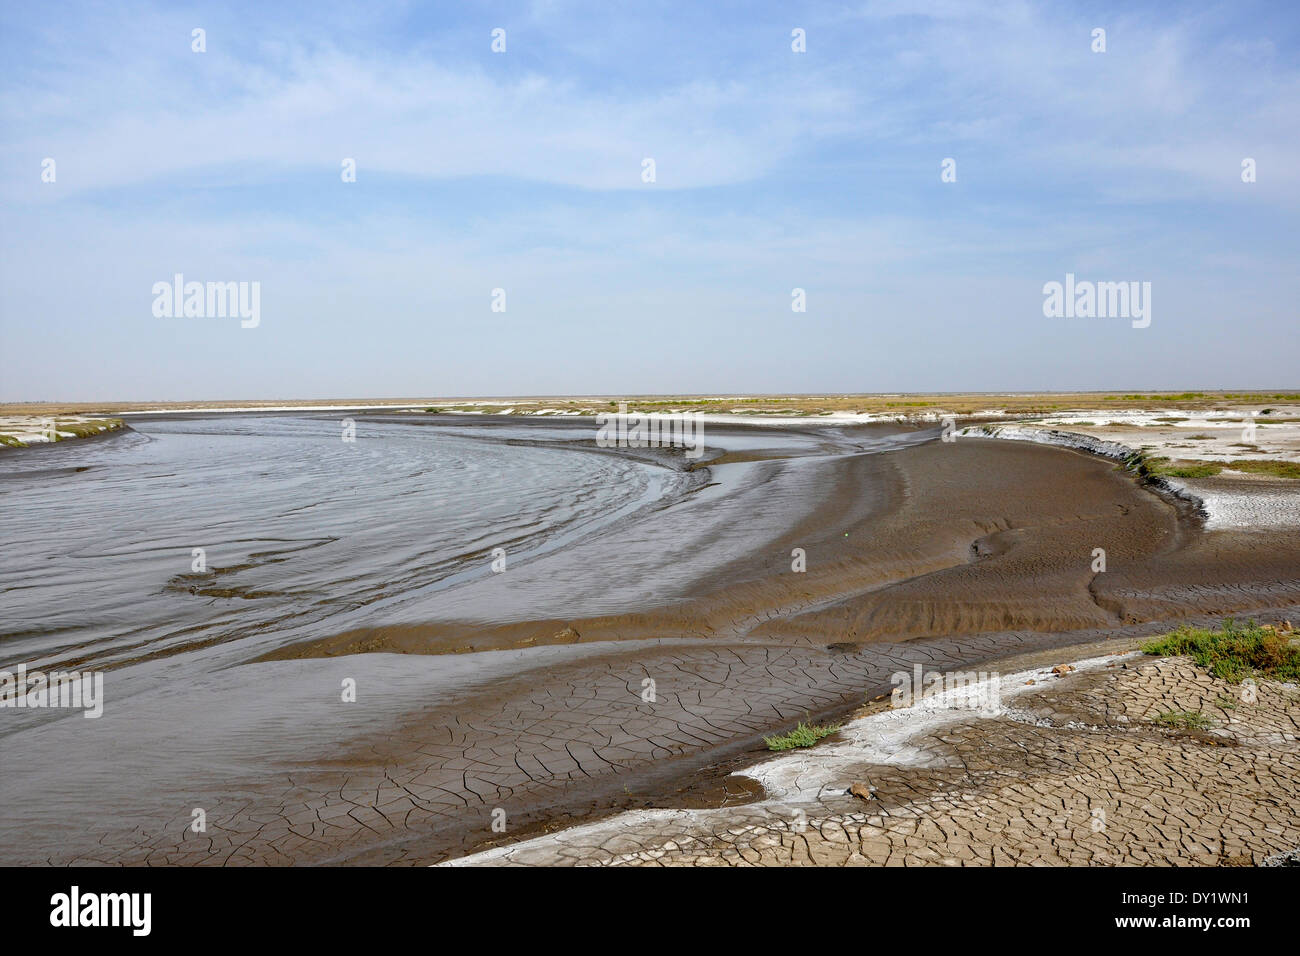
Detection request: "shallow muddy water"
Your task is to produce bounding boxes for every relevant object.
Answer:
[1,413,921,675]
[0,412,934,863]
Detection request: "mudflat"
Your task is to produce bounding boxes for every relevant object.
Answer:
[2,413,1297,865]
[446,643,1300,867]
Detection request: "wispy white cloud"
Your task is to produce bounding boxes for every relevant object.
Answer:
[2,42,855,198]
[4,0,1296,201]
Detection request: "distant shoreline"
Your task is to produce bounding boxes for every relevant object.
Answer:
[3,389,1299,420]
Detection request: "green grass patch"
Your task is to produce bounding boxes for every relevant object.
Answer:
[1143,457,1223,478]
[763,721,841,751]
[1142,456,1300,480]
[1153,709,1217,731]
[1141,619,1300,683]
[1225,459,1300,479]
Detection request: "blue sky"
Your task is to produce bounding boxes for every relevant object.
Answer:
[1,0,1297,400]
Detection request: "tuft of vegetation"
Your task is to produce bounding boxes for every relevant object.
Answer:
[1142,619,1300,684]
[1153,710,1217,731]
[763,721,841,751]
[54,418,124,439]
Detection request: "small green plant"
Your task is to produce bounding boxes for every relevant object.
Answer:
[1153,710,1216,731]
[1142,619,1300,683]
[763,721,840,751]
